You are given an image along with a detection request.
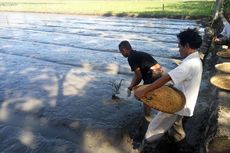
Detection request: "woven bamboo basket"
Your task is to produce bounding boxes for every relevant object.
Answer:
[217,49,230,58]
[134,85,185,114]
[215,62,230,73]
[210,74,230,91]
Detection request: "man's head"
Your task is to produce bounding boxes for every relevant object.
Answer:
[177,28,202,58]
[118,40,132,58]
[224,12,230,23]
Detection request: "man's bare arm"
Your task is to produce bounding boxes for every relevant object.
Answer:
[128,67,142,90]
[134,74,172,98]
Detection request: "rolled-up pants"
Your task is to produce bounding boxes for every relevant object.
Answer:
[145,112,185,144]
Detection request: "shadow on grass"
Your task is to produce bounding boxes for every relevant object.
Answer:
[103,1,214,19]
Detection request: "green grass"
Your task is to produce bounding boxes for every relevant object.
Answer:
[0,0,215,18]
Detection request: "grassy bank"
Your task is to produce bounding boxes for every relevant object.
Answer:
[0,0,215,18]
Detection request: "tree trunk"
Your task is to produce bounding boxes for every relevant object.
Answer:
[213,0,223,20]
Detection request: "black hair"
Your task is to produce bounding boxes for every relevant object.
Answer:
[118,40,132,51]
[223,0,230,14]
[177,28,202,49]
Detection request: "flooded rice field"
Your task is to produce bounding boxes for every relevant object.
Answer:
[0,12,203,153]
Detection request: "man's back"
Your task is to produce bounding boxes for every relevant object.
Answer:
[128,50,158,84]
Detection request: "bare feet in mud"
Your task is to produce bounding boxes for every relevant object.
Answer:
[131,127,195,153]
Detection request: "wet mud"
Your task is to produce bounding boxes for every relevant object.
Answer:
[0,12,203,153]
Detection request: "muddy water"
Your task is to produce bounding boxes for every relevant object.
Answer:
[0,12,203,153]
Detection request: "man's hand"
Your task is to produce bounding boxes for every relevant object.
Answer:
[127,87,132,97]
[213,37,220,43]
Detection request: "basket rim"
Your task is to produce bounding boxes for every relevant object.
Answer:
[215,62,230,73]
[216,50,230,58]
[210,75,230,91]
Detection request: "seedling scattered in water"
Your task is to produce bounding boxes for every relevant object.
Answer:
[106,79,124,99]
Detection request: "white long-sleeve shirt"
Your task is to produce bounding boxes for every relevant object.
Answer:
[168,52,203,117]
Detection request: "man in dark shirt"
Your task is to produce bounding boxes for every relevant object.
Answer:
[118,40,163,116]
[213,12,230,48]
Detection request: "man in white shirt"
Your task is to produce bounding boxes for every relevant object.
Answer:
[134,28,203,153]
[214,12,230,48]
